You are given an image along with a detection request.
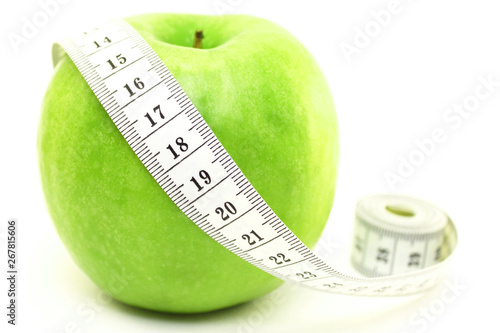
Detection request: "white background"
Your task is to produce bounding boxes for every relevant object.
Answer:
[1,0,499,332]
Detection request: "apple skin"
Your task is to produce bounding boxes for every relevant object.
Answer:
[38,14,339,313]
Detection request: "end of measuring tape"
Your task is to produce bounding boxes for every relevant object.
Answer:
[51,19,458,297]
[351,194,457,278]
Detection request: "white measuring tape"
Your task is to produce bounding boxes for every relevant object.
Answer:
[52,19,457,296]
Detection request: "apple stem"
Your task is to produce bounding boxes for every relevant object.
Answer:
[193,30,204,49]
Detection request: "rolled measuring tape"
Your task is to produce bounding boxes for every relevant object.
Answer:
[352,194,452,278]
[51,19,457,296]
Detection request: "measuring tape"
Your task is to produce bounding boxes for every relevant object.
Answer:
[52,19,457,296]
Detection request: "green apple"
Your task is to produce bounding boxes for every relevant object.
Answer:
[38,13,339,313]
